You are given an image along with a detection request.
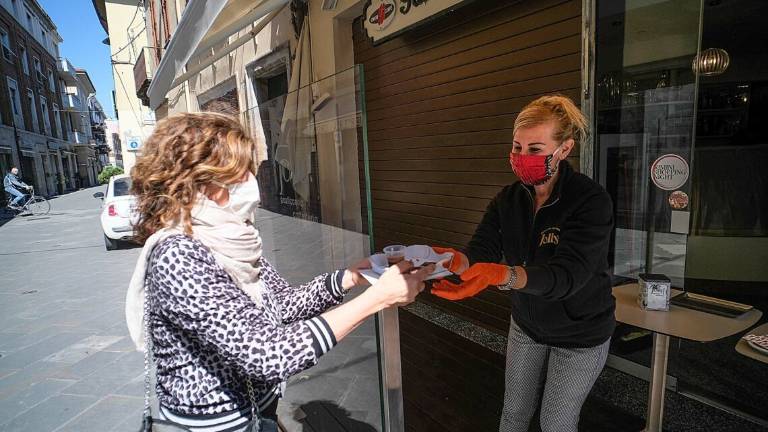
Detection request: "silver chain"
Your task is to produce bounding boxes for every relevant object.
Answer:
[246,378,259,415]
[142,281,152,418]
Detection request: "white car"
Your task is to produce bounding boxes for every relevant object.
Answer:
[94,174,137,250]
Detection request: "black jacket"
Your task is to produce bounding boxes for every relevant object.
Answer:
[465,161,615,348]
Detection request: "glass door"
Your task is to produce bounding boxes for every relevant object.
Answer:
[240,64,388,431]
[595,0,768,424]
[593,0,702,409]
[674,0,768,421]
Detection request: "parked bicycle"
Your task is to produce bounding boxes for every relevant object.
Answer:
[4,186,50,216]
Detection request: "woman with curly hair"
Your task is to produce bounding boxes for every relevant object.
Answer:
[125,112,432,431]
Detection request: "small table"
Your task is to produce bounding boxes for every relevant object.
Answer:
[736,323,768,365]
[612,284,762,432]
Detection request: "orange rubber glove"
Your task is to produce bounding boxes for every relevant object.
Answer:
[431,263,511,300]
[432,246,469,274]
[431,278,488,300]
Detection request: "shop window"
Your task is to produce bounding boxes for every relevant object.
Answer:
[691,82,767,237]
[595,0,768,422]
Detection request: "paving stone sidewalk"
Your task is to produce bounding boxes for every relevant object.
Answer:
[0,187,382,431]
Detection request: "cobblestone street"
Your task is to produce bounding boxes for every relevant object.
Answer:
[0,187,382,431]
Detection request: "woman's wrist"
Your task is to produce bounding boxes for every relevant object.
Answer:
[360,285,388,313]
[510,266,527,289]
[321,286,385,343]
[341,270,356,291]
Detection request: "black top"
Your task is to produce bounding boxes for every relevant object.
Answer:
[465,161,616,348]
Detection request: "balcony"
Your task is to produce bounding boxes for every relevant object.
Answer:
[134,47,160,107]
[58,58,78,84]
[95,144,111,155]
[62,93,81,111]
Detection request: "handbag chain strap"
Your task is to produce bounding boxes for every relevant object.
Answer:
[142,282,152,419]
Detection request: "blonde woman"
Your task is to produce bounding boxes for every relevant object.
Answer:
[433,95,615,432]
[125,112,432,431]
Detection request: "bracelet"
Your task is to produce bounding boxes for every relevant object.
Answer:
[499,266,518,291]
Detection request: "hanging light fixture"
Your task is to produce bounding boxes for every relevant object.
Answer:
[692,48,731,76]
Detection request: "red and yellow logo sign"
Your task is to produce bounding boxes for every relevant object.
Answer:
[367,0,396,30]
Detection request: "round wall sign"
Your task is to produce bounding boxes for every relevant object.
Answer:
[668,190,689,210]
[651,154,689,191]
[367,0,397,31]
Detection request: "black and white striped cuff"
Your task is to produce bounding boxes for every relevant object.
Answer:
[159,404,252,431]
[306,316,337,356]
[326,270,346,299]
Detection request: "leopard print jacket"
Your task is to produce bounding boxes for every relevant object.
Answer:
[147,234,345,416]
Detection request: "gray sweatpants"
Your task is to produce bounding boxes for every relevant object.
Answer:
[499,319,610,432]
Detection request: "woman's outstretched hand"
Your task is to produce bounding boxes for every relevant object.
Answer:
[372,260,435,308]
[432,246,470,274]
[321,261,435,343]
[430,263,511,300]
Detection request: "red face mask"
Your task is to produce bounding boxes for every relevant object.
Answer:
[509,148,561,186]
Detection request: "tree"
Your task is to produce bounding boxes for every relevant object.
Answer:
[98,166,125,185]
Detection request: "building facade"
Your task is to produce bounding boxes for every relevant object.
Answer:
[104,118,122,168]
[124,0,768,430]
[92,0,155,175]
[0,0,75,198]
[58,60,108,187]
[135,0,361,231]
[86,90,109,168]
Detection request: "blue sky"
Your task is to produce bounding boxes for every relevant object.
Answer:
[39,0,115,118]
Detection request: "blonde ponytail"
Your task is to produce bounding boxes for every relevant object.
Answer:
[514,95,588,147]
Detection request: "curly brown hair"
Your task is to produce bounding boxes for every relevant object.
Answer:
[130,112,256,243]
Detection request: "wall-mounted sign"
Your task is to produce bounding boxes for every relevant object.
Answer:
[668,190,689,210]
[126,137,142,152]
[650,154,689,191]
[363,0,472,44]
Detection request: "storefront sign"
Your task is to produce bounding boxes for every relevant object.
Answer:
[363,0,471,44]
[650,154,689,190]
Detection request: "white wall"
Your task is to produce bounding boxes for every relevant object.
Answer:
[168,7,296,117]
[164,6,295,169]
[307,0,365,230]
[104,0,155,174]
[155,1,367,230]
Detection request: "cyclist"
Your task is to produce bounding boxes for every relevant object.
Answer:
[3,167,31,210]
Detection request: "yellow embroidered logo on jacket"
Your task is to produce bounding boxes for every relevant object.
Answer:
[538,227,561,247]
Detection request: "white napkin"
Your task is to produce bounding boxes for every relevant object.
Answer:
[368,245,453,276]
